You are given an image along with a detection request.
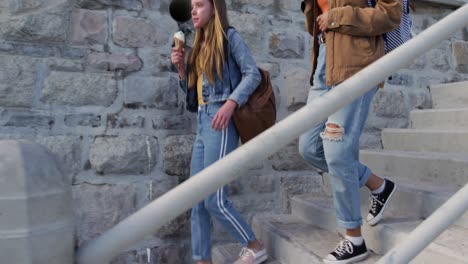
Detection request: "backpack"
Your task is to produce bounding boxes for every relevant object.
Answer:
[367,0,413,53]
[232,68,276,144]
[226,28,276,144]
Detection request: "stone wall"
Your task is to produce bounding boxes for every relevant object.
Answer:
[0,0,467,263]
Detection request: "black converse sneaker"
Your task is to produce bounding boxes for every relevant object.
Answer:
[323,239,369,264]
[366,179,396,226]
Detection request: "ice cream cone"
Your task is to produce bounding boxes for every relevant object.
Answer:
[174,31,185,49]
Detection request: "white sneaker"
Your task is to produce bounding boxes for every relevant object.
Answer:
[233,247,268,264]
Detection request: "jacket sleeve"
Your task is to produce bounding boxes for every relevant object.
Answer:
[227,29,261,107]
[327,0,402,37]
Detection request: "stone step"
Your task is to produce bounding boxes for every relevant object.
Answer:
[382,128,468,153]
[290,195,468,263]
[292,178,468,229]
[212,243,281,264]
[410,108,468,129]
[251,214,381,264]
[360,149,468,187]
[430,81,468,109]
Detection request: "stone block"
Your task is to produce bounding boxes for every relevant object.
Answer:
[87,52,143,72]
[163,135,196,177]
[248,174,276,193]
[0,43,14,52]
[111,243,189,264]
[89,135,158,175]
[407,89,432,110]
[73,183,138,245]
[372,88,408,118]
[113,16,168,48]
[3,110,54,129]
[0,1,73,42]
[152,115,190,130]
[36,136,82,177]
[155,211,191,238]
[123,76,179,110]
[17,44,55,57]
[45,57,85,72]
[0,55,36,108]
[76,0,142,10]
[107,112,145,129]
[387,72,414,86]
[269,139,315,171]
[269,31,304,58]
[228,11,265,54]
[229,195,277,216]
[230,0,275,8]
[280,173,323,212]
[60,47,88,59]
[70,9,108,45]
[145,179,190,237]
[452,41,468,73]
[257,62,281,78]
[425,47,451,72]
[283,67,310,109]
[42,71,117,107]
[280,0,303,11]
[138,48,174,74]
[64,114,102,127]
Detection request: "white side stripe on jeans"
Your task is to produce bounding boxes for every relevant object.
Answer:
[216,128,250,243]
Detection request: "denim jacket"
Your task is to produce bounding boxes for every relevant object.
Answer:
[179,28,261,112]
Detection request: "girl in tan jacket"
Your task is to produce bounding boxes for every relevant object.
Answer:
[298,1,402,263]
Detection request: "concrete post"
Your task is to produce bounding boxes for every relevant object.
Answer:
[0,140,74,264]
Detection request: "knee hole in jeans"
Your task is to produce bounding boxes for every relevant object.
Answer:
[320,122,344,141]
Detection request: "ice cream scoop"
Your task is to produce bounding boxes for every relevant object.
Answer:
[174,31,185,49]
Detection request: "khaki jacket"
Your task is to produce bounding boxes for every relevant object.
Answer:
[302,0,402,86]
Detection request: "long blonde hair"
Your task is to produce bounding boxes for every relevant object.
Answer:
[187,0,229,88]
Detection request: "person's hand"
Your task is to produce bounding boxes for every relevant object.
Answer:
[211,100,238,131]
[171,47,186,79]
[317,12,329,32]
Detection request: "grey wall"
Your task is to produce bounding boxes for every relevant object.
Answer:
[0,0,467,263]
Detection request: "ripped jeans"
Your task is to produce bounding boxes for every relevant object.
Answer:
[298,42,378,229]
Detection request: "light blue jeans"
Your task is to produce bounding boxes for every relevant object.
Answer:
[298,42,378,229]
[190,103,256,261]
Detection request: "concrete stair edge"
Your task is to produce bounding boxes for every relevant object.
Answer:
[430,81,468,109]
[251,214,381,264]
[409,107,468,129]
[360,149,468,189]
[212,243,282,264]
[290,195,468,263]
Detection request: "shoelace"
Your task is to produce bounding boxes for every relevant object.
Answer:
[368,194,384,214]
[333,240,354,256]
[238,247,255,261]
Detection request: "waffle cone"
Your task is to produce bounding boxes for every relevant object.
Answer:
[174,38,184,49]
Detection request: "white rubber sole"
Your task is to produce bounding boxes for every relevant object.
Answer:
[323,251,369,264]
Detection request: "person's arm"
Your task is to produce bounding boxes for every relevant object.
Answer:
[211,29,261,131]
[327,0,402,37]
[227,29,261,107]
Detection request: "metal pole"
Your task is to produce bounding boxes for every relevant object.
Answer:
[377,183,468,263]
[76,4,468,264]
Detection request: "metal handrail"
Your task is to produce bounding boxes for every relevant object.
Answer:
[377,183,468,263]
[76,4,468,264]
